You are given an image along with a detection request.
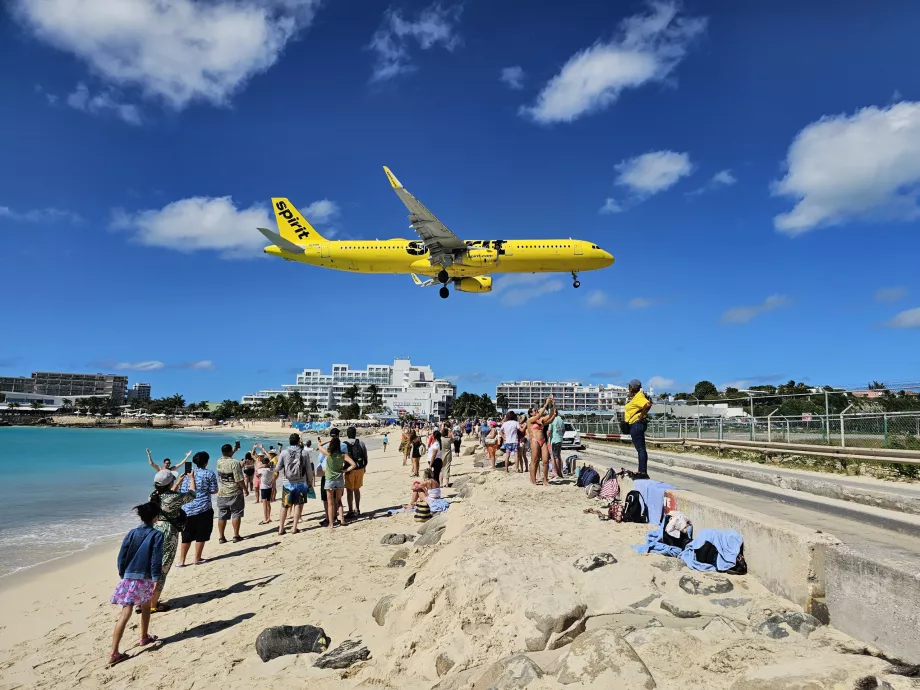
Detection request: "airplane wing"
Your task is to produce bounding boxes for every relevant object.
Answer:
[411,273,438,287]
[257,227,306,255]
[383,166,467,266]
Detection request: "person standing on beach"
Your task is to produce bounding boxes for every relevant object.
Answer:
[216,443,248,543]
[177,451,218,567]
[147,469,196,613]
[408,431,423,477]
[343,426,368,519]
[109,501,164,666]
[439,422,453,487]
[257,455,275,524]
[316,430,357,528]
[274,433,314,535]
[428,429,443,484]
[548,409,565,479]
[146,448,190,478]
[500,411,522,473]
[382,432,389,452]
[625,379,652,479]
[242,452,256,493]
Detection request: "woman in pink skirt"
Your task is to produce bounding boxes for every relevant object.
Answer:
[109,501,165,666]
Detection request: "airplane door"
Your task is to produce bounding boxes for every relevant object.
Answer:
[321,244,330,258]
[573,242,583,256]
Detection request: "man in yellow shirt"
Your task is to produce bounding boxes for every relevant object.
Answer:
[625,379,652,478]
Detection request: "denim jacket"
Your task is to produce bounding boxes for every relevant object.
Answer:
[117,525,164,581]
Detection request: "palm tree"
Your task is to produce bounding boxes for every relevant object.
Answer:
[288,391,305,417]
[343,385,360,404]
[8,402,21,410]
[308,398,319,413]
[496,393,509,413]
[29,400,43,410]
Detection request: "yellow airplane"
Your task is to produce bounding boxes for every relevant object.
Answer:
[258,166,614,298]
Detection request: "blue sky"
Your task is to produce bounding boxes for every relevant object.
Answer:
[1,0,919,401]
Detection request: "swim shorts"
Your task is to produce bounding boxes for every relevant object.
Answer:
[281,482,308,507]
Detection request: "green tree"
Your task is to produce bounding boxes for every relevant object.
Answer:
[338,402,361,420]
[287,391,305,417]
[693,381,719,400]
[29,400,43,410]
[8,402,20,409]
[496,393,509,412]
[308,398,319,413]
[342,385,360,404]
[366,384,382,407]
[476,393,498,419]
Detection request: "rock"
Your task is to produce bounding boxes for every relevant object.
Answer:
[727,654,891,689]
[458,484,475,498]
[679,574,734,596]
[313,639,371,669]
[754,611,823,639]
[784,611,822,636]
[629,594,661,609]
[525,592,588,651]
[373,595,395,626]
[755,614,790,640]
[650,559,685,572]
[471,474,488,484]
[416,525,446,547]
[388,560,406,568]
[405,573,417,588]
[381,533,416,545]
[390,548,410,562]
[472,653,545,689]
[711,598,751,608]
[435,652,456,677]
[462,446,476,456]
[660,600,701,619]
[255,624,330,662]
[473,461,487,468]
[418,512,449,535]
[573,553,617,572]
[547,616,587,650]
[556,628,656,687]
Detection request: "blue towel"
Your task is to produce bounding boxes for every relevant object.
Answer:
[632,527,684,558]
[633,479,676,526]
[679,528,743,572]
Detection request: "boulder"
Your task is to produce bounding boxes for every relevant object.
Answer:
[381,533,414,545]
[462,446,476,456]
[678,574,734,596]
[711,598,751,608]
[573,553,617,572]
[255,624,330,662]
[418,512,449,536]
[405,572,417,588]
[388,560,406,568]
[547,616,587,650]
[472,654,545,690]
[556,628,656,687]
[660,600,700,619]
[435,652,456,677]
[416,524,447,547]
[313,639,371,669]
[728,655,891,689]
[754,610,823,639]
[390,548,410,562]
[525,592,587,651]
[458,484,475,498]
[373,595,395,626]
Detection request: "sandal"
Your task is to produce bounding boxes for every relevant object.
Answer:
[139,634,159,645]
[152,603,171,613]
[109,651,129,666]
[219,537,227,544]
[232,536,244,543]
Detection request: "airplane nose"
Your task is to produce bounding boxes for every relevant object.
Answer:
[600,249,614,266]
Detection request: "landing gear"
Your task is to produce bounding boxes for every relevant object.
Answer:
[439,286,450,299]
[571,271,581,289]
[437,269,449,284]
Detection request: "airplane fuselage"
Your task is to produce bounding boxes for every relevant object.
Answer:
[264,237,613,277]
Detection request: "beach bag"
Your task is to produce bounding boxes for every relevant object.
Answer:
[599,476,620,500]
[622,490,648,523]
[585,483,601,499]
[608,500,624,523]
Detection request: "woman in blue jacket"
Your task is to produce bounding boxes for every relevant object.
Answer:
[109,501,164,666]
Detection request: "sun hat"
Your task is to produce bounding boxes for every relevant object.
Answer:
[154,470,175,488]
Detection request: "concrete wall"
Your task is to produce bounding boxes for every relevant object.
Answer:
[825,546,920,663]
[49,415,215,428]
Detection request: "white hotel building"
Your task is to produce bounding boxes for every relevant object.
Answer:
[496,381,634,412]
[241,358,456,419]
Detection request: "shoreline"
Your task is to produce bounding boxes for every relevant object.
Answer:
[0,534,122,589]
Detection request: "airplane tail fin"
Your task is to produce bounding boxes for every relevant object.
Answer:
[272,198,328,244]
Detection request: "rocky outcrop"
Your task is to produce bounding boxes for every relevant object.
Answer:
[472,654,545,689]
[753,610,823,639]
[573,553,617,572]
[373,595,395,626]
[555,627,656,687]
[727,654,891,689]
[381,533,414,545]
[313,639,371,669]
[678,574,734,596]
[255,624,329,662]
[524,592,588,651]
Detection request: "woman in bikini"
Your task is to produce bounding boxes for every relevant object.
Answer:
[527,397,555,486]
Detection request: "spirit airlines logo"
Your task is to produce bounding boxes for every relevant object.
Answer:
[275,200,310,240]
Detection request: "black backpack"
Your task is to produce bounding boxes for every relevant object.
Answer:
[622,490,648,523]
[577,466,600,488]
[347,439,368,469]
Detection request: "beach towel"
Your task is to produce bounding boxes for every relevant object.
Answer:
[632,526,684,558]
[679,528,744,572]
[633,479,676,527]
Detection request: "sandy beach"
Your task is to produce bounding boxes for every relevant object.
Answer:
[0,437,909,689]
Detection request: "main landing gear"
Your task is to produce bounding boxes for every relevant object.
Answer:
[438,268,450,298]
[571,271,581,289]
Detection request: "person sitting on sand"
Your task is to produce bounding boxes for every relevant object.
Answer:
[145,469,196,613]
[146,448,190,478]
[406,468,438,508]
[109,501,164,667]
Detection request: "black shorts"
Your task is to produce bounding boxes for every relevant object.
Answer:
[181,509,214,544]
[260,488,272,501]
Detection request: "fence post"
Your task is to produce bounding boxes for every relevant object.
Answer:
[884,413,888,448]
[840,403,853,448]
[767,408,780,443]
[785,420,790,443]
[719,417,723,441]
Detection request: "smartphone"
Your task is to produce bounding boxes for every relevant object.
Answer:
[234,440,241,450]
[184,461,192,474]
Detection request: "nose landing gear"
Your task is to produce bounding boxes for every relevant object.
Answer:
[439,286,450,299]
[571,271,581,289]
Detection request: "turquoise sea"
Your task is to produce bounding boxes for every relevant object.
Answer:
[0,427,288,578]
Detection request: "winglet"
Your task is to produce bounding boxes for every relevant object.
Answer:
[411,273,422,285]
[383,166,403,190]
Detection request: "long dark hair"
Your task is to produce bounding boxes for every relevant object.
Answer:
[433,429,442,443]
[328,437,341,455]
[135,501,161,527]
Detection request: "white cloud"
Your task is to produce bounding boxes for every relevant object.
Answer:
[368,3,462,82]
[500,66,525,89]
[615,150,693,195]
[114,361,165,372]
[181,360,217,370]
[599,198,623,214]
[67,82,142,125]
[303,199,340,223]
[721,294,790,324]
[521,1,705,124]
[876,286,908,302]
[773,101,920,234]
[586,289,608,307]
[13,0,320,111]
[628,297,660,309]
[887,307,920,329]
[0,205,82,223]
[492,274,564,306]
[647,375,675,391]
[687,168,736,196]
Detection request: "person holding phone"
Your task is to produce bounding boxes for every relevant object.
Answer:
[177,452,218,567]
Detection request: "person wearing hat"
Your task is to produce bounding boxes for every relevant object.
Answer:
[144,468,196,613]
[625,379,652,478]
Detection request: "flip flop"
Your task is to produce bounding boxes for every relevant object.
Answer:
[218,537,227,544]
[174,563,186,568]
[152,603,171,613]
[109,651,130,666]
[232,536,244,543]
[193,559,209,565]
[139,634,159,645]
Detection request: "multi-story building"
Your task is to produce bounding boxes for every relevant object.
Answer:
[241,358,456,419]
[127,382,152,401]
[31,372,128,401]
[496,381,638,412]
[0,376,36,394]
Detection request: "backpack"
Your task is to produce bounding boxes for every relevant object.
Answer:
[621,490,648,523]
[347,439,368,469]
[585,483,601,499]
[577,466,599,488]
[608,500,624,523]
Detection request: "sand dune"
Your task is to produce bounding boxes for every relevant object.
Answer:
[0,439,908,689]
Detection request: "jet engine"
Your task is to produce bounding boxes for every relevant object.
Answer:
[454,276,493,293]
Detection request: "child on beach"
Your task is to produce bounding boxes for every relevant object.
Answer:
[109,502,164,666]
[382,432,388,452]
